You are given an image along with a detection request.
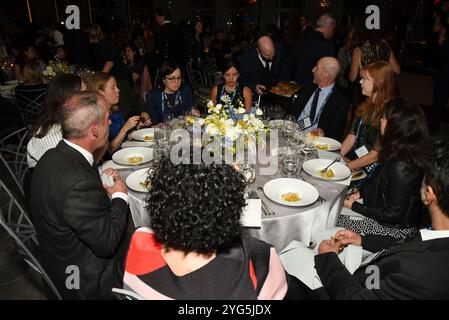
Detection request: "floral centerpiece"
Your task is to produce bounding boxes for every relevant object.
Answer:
[41,60,70,80]
[186,93,267,159]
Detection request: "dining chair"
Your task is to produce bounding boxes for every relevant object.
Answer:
[13,87,47,127]
[0,179,62,300]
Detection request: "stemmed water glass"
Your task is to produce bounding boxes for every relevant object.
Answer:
[239,164,256,193]
[282,154,299,178]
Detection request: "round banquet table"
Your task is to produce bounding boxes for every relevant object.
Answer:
[102,133,348,253]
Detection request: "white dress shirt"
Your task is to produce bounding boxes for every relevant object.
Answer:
[63,139,129,204]
[420,229,449,241]
[27,124,63,168]
[298,84,334,132]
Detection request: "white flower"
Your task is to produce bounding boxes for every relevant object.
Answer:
[205,124,220,136]
[207,100,214,109]
[216,104,222,110]
[243,114,249,122]
[255,108,263,116]
[237,107,246,114]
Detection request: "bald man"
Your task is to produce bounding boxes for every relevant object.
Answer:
[289,57,349,141]
[239,35,287,97]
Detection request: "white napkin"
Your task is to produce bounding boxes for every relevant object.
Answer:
[279,228,363,290]
[241,199,262,228]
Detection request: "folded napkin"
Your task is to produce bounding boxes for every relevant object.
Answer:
[279,228,363,290]
[241,199,262,228]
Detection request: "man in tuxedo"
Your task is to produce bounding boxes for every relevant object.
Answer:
[239,35,286,96]
[30,92,129,299]
[290,139,449,299]
[290,57,348,141]
[288,13,336,86]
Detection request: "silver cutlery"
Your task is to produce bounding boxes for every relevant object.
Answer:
[319,157,341,174]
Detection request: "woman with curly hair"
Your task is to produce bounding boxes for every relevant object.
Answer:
[114,154,288,300]
[337,98,429,252]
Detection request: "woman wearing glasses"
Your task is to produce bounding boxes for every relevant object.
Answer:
[144,60,197,125]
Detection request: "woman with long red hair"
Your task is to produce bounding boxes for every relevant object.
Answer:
[340,61,397,173]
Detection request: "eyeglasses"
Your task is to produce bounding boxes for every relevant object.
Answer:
[165,76,182,82]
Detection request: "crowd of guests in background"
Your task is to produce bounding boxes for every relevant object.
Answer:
[1,2,449,300]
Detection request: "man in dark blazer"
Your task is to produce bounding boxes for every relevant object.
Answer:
[239,35,286,96]
[289,139,449,300]
[290,57,348,142]
[288,13,336,86]
[30,92,129,299]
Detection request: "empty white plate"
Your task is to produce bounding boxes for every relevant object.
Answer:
[312,137,342,151]
[263,178,319,207]
[303,159,350,181]
[126,168,153,193]
[130,128,159,142]
[112,147,153,166]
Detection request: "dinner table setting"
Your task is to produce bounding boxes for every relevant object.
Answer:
[99,116,358,253]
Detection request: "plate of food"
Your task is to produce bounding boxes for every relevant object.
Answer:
[112,147,153,166]
[130,128,159,142]
[126,168,154,193]
[269,82,300,98]
[302,159,350,181]
[351,170,367,181]
[312,137,342,151]
[263,178,319,207]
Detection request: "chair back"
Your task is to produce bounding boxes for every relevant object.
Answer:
[0,179,62,300]
[13,87,47,127]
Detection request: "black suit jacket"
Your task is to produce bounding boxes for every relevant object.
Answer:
[315,235,449,299]
[30,141,128,299]
[290,83,348,141]
[239,47,285,93]
[288,30,335,86]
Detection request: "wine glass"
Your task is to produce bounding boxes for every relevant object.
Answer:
[282,155,299,178]
[163,113,175,127]
[240,164,256,192]
[301,135,315,161]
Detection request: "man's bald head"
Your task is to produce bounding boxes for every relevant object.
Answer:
[313,57,340,87]
[257,35,276,61]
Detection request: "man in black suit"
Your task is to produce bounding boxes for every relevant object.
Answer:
[153,6,184,69]
[239,35,286,97]
[290,139,449,300]
[30,92,129,299]
[290,57,348,141]
[289,13,336,86]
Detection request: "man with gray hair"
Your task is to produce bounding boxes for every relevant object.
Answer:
[289,57,348,141]
[289,13,336,86]
[30,92,129,299]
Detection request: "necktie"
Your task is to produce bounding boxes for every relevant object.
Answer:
[309,88,321,123]
[265,60,270,73]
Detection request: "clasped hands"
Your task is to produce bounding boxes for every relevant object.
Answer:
[317,230,362,255]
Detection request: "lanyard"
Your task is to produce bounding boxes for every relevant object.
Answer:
[161,91,182,113]
[298,85,335,128]
[220,84,239,108]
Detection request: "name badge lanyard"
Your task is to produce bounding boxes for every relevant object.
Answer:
[220,85,239,118]
[298,86,334,130]
[161,92,182,114]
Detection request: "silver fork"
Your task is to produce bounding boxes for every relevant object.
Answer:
[257,187,275,216]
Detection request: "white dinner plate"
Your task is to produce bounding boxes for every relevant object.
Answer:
[126,168,153,193]
[130,128,159,142]
[263,178,319,207]
[302,159,351,181]
[112,147,153,166]
[312,137,342,151]
[351,170,367,181]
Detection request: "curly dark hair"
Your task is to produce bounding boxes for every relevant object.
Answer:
[379,98,429,171]
[425,139,449,216]
[146,154,247,254]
